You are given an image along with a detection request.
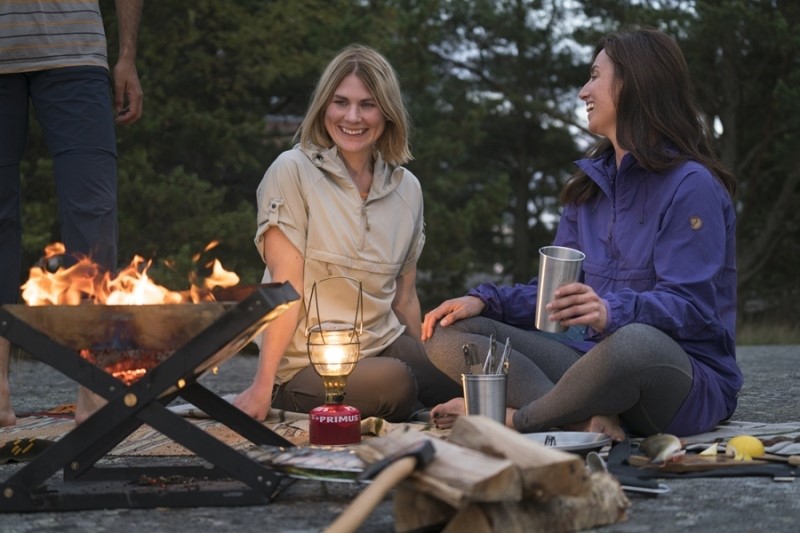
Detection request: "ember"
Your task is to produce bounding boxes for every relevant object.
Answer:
[79,348,173,385]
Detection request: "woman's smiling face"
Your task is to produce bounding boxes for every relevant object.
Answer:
[579,49,618,143]
[324,73,386,160]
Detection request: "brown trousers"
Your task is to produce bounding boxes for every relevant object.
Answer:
[272,333,461,422]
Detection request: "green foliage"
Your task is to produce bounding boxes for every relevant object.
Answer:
[395,0,592,307]
[115,148,260,289]
[15,0,798,327]
[682,0,800,322]
[95,0,396,286]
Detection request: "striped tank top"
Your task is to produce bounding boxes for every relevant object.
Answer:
[0,0,108,74]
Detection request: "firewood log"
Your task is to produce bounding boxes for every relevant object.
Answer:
[358,430,522,508]
[393,472,629,533]
[393,486,456,532]
[446,415,591,500]
[441,472,630,533]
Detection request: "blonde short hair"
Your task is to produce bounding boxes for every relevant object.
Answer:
[297,44,412,166]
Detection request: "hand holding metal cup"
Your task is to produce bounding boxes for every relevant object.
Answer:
[535,246,585,333]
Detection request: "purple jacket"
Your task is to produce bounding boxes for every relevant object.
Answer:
[468,151,742,435]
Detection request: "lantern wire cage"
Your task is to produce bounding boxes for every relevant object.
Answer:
[305,277,364,404]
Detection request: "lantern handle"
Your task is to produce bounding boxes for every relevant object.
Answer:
[304,276,364,342]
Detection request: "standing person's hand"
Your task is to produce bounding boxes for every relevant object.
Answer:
[546,282,608,332]
[421,296,485,341]
[112,58,143,125]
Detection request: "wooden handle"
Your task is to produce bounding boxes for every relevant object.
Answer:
[762,453,800,466]
[325,456,417,533]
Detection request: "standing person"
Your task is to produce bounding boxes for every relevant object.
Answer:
[421,27,741,440]
[0,0,144,426]
[233,44,460,422]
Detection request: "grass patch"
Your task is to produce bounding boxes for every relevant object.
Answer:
[738,321,800,345]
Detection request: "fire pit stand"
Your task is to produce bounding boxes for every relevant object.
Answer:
[0,283,301,512]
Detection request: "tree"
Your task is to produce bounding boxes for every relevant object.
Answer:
[17,1,798,327]
[395,0,595,309]
[98,0,394,285]
[683,0,800,322]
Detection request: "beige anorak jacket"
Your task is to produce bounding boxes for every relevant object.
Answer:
[255,143,425,383]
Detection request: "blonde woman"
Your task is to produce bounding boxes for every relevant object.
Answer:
[234,45,458,422]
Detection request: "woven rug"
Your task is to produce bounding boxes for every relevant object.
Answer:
[0,413,309,459]
[2,400,798,461]
[0,396,442,460]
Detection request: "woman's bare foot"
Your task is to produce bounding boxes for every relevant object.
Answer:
[565,415,626,442]
[75,386,107,425]
[430,398,516,430]
[430,397,466,429]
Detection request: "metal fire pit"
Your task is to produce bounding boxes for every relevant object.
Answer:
[0,283,300,512]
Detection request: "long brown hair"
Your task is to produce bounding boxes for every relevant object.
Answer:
[561,27,736,205]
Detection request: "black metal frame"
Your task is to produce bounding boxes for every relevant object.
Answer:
[0,283,300,511]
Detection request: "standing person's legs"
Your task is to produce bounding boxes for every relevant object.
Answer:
[0,73,32,426]
[29,67,118,424]
[30,66,118,271]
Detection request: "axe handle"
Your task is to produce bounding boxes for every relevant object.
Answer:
[325,455,417,533]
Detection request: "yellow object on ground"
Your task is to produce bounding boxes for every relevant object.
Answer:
[698,442,718,456]
[726,435,765,461]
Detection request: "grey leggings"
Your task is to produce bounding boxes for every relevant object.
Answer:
[424,317,693,436]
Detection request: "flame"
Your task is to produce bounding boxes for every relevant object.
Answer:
[23,243,242,385]
[204,259,240,290]
[21,242,240,306]
[104,256,184,305]
[21,256,103,306]
[43,242,66,259]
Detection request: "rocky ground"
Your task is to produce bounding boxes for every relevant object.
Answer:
[0,344,798,532]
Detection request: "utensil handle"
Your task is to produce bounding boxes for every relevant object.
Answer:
[762,453,800,466]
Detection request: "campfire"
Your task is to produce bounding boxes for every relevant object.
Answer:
[18,242,241,384]
[2,259,300,511]
[21,241,239,306]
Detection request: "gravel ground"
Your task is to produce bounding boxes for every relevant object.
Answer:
[1,345,798,532]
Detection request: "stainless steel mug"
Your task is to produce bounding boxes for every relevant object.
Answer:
[535,246,585,333]
[462,373,507,425]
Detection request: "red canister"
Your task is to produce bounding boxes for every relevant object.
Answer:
[308,403,361,446]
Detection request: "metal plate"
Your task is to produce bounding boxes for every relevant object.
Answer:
[247,445,366,483]
[524,431,611,453]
